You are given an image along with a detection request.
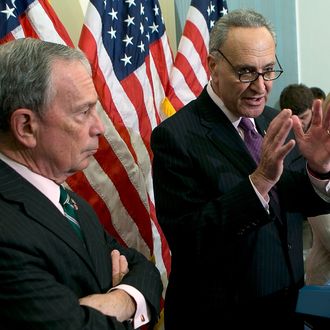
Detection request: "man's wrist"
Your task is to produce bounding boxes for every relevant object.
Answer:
[307,164,330,180]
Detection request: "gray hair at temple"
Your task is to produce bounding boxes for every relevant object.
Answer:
[209,9,277,54]
[0,38,91,132]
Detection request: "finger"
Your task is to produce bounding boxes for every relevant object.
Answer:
[325,103,330,115]
[277,139,296,160]
[292,115,304,140]
[111,249,120,277]
[265,109,292,147]
[275,114,293,146]
[119,254,129,276]
[324,103,330,130]
[266,108,292,140]
[310,100,323,128]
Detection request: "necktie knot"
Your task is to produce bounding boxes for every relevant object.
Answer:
[60,185,70,206]
[239,117,258,136]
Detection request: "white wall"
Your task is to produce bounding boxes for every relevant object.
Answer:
[297,0,330,94]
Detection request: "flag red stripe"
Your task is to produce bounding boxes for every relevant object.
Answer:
[120,73,153,157]
[150,38,173,123]
[182,20,209,75]
[145,54,162,125]
[150,37,173,91]
[95,135,154,249]
[174,52,203,96]
[165,84,185,111]
[148,198,171,274]
[19,14,39,39]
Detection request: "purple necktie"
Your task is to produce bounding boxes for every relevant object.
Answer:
[239,117,262,163]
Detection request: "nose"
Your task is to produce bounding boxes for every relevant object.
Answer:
[95,114,105,136]
[250,74,268,93]
[92,107,105,136]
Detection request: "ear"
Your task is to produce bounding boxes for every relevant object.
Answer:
[207,54,219,81]
[10,109,38,148]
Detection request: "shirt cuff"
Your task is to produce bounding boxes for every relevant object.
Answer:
[109,284,150,329]
[307,166,330,202]
[249,175,270,213]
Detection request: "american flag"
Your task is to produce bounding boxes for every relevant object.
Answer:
[0,0,73,46]
[71,0,172,321]
[167,0,228,111]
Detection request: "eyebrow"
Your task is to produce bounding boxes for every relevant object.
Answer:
[236,60,276,70]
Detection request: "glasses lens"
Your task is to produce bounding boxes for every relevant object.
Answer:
[264,71,276,81]
[239,72,257,83]
[264,70,282,81]
[239,70,283,83]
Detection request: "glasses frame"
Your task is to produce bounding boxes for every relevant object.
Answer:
[212,48,284,83]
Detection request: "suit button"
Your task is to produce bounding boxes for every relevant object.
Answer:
[287,243,292,249]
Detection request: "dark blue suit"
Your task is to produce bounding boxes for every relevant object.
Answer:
[151,87,329,329]
[0,159,162,329]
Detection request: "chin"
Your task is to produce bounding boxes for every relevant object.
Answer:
[76,159,91,172]
[243,109,263,118]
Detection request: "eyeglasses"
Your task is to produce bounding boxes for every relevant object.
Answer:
[211,49,284,83]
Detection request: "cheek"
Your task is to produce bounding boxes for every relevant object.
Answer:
[46,130,75,156]
[265,81,273,92]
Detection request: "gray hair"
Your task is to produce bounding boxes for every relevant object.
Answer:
[209,9,276,54]
[0,38,91,132]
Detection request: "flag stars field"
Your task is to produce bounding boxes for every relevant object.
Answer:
[1,3,16,20]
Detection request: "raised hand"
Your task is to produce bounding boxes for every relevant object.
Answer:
[293,99,330,174]
[250,109,296,199]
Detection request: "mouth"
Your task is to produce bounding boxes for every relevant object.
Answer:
[86,148,98,157]
[244,96,265,106]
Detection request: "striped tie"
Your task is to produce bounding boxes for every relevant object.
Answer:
[59,185,83,240]
[239,117,262,163]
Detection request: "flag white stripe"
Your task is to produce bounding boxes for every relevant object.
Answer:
[96,102,152,214]
[170,66,197,102]
[11,25,26,39]
[178,35,208,86]
[185,6,210,47]
[27,1,67,44]
[84,155,151,255]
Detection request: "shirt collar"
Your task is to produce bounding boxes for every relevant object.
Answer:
[0,152,62,212]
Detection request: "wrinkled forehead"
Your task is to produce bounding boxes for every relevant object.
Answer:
[50,60,97,103]
[222,27,276,59]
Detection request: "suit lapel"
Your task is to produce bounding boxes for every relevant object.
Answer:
[75,201,111,286]
[197,89,258,175]
[0,160,97,275]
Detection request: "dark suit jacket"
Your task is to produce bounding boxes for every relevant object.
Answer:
[151,88,330,329]
[0,160,162,329]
